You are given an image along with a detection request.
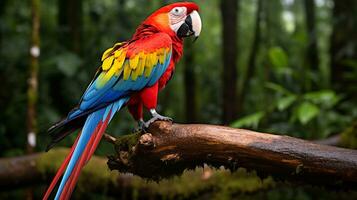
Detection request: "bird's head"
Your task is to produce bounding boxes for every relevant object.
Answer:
[142,2,202,40]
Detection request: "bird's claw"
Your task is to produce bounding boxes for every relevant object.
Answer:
[144,113,173,128]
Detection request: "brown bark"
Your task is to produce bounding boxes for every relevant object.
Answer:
[0,154,42,188]
[108,121,357,186]
[220,0,239,124]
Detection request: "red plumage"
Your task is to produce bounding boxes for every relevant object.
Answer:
[127,2,191,120]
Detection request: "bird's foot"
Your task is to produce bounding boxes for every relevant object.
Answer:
[132,119,147,134]
[145,109,173,128]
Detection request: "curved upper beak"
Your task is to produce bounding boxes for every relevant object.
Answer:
[177,10,202,40]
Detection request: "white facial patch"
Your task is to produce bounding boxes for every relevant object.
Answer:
[169,7,187,33]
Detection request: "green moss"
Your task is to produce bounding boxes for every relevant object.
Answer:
[36,148,276,199]
[76,153,119,193]
[36,148,119,193]
[114,132,140,153]
[36,148,70,175]
[128,167,275,199]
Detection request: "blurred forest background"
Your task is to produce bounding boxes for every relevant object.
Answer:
[0,0,357,199]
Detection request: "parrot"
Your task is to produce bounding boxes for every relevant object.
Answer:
[43,2,202,200]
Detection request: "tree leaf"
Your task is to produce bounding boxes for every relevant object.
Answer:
[303,90,340,108]
[277,95,297,111]
[265,82,292,95]
[268,46,288,70]
[231,112,265,129]
[296,102,320,124]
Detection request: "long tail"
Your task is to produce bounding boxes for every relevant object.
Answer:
[43,98,128,200]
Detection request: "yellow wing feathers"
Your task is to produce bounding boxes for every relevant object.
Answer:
[99,46,170,85]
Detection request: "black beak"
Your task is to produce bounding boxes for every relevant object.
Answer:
[177,15,195,38]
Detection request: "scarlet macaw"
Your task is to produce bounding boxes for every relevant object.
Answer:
[43,2,202,199]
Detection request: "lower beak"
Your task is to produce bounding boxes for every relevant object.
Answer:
[177,11,202,39]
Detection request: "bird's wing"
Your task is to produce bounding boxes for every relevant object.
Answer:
[68,32,172,120]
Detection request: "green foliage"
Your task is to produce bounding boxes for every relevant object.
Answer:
[296,102,320,124]
[268,46,289,73]
[231,112,265,129]
[277,95,297,111]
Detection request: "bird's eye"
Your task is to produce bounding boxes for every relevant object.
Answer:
[171,7,185,16]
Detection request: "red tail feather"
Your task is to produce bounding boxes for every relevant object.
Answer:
[59,113,111,199]
[60,129,97,200]
[42,132,81,200]
[86,116,110,162]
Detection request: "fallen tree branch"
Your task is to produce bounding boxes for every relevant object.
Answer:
[0,148,277,199]
[108,121,357,186]
[0,148,119,190]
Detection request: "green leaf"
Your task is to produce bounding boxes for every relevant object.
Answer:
[265,82,292,95]
[296,102,320,124]
[231,112,265,129]
[277,95,297,111]
[268,46,288,70]
[303,90,340,108]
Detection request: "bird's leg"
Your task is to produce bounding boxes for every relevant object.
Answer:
[133,118,147,133]
[145,109,173,128]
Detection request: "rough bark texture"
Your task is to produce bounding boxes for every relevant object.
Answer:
[220,0,238,124]
[108,121,357,186]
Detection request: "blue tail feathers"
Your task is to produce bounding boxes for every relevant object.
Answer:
[54,98,128,199]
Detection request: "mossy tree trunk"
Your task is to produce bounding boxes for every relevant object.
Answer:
[26,0,40,199]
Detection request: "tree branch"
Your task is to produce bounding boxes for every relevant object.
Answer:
[108,121,357,186]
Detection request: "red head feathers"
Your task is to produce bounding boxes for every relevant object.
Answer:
[136,2,201,39]
[133,2,202,62]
